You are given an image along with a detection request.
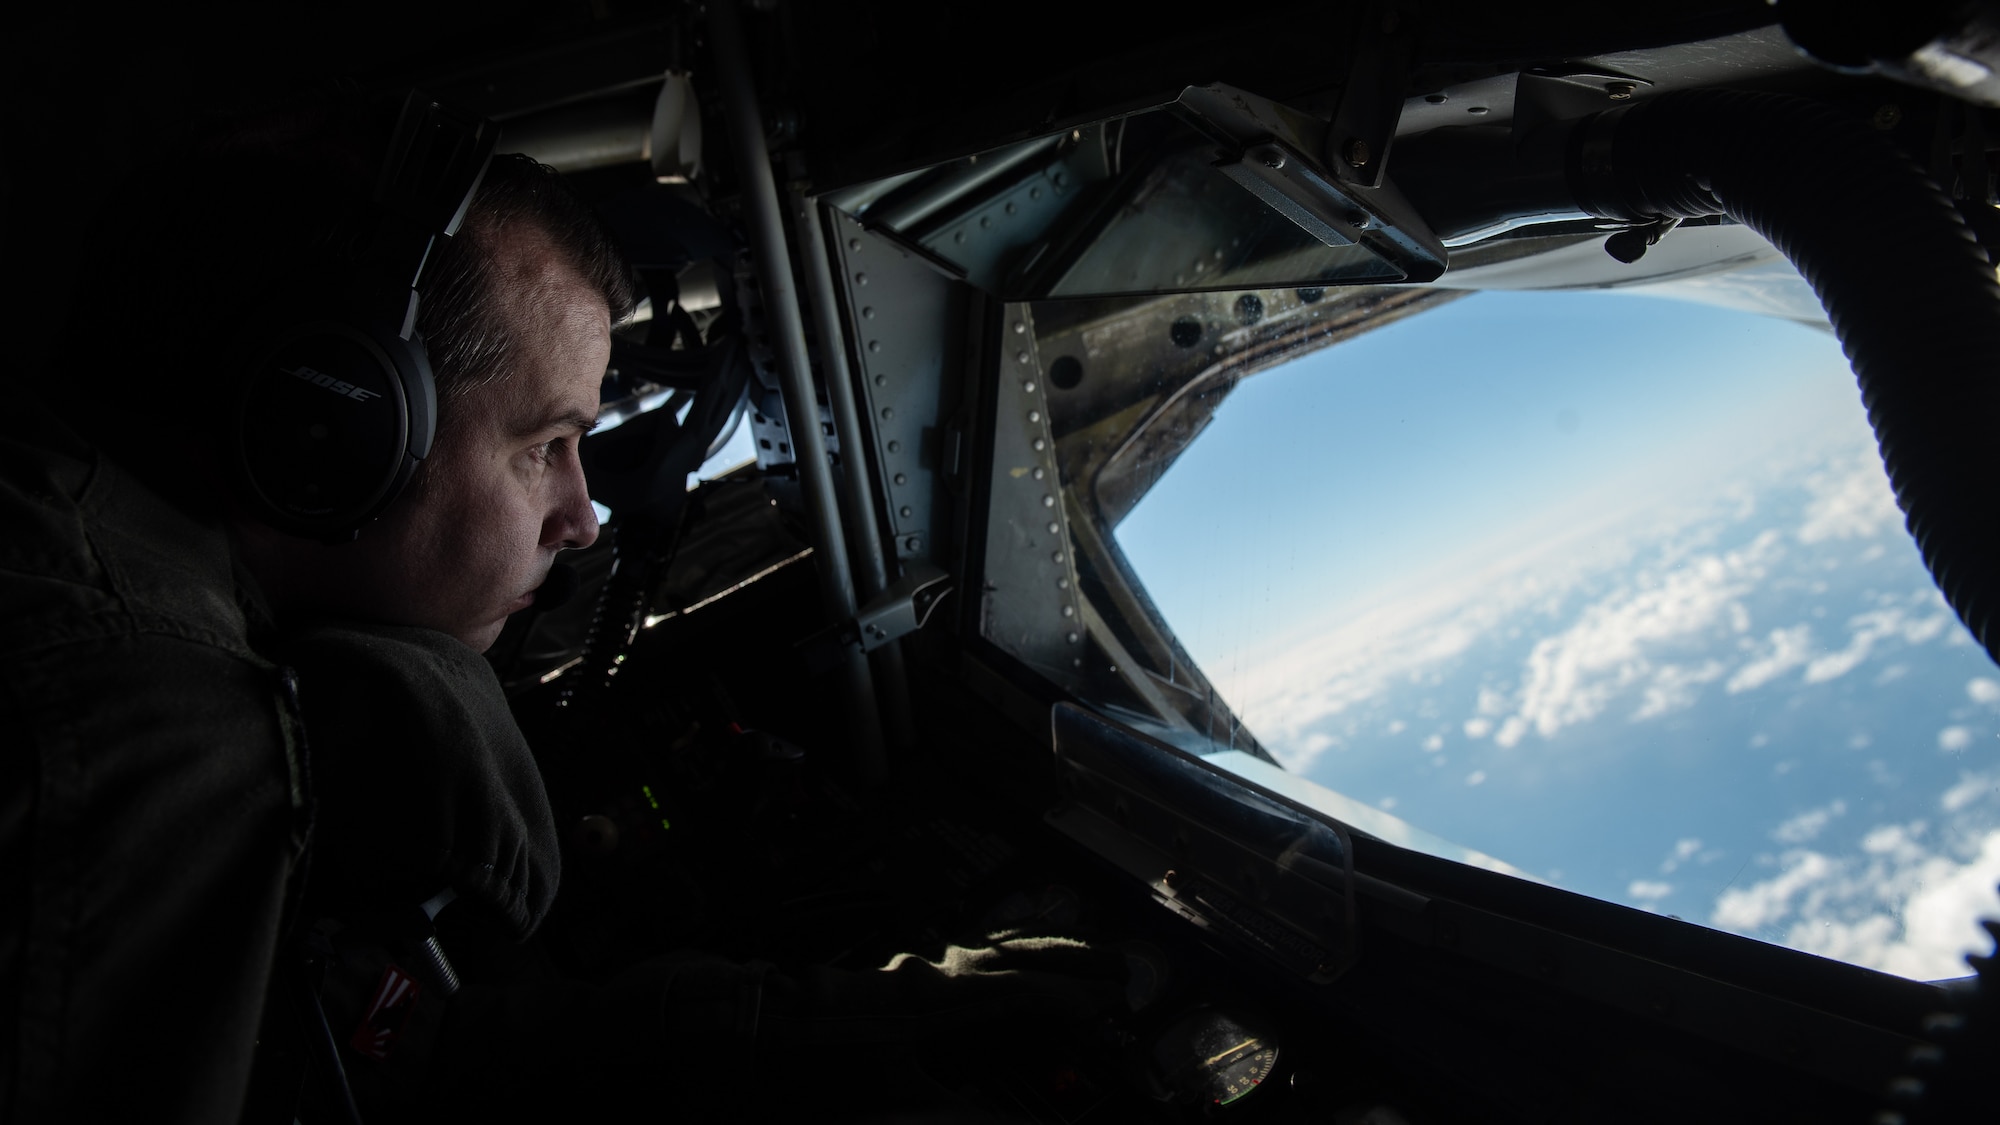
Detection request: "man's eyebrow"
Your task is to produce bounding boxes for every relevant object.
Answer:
[516,407,601,438]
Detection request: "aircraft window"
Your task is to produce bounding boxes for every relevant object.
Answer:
[998,246,2000,982]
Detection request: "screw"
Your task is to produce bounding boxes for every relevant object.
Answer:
[904,536,922,552]
[1607,82,1637,101]
[1248,143,1287,170]
[1344,138,1371,167]
[1874,103,1903,130]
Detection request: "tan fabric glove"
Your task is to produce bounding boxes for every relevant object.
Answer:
[761,931,1129,1048]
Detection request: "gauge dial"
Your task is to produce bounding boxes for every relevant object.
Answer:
[1151,1006,1281,1109]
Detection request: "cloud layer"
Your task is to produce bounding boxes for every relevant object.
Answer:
[1712,772,2000,980]
[1203,427,1998,980]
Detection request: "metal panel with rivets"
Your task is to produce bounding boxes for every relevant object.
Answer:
[828,209,956,562]
[980,304,1087,685]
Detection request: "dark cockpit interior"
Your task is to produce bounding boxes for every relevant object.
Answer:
[12,1,2000,1120]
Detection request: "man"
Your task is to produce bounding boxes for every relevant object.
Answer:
[0,90,639,1121]
[1,94,1121,1123]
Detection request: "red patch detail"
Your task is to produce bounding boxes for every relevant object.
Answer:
[349,963,422,1061]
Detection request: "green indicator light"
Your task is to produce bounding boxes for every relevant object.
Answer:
[641,784,661,810]
[660,818,672,831]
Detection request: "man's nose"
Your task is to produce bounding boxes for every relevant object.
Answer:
[546,460,600,551]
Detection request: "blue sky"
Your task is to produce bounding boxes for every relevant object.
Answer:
[1117,290,1859,670]
[1110,285,2000,980]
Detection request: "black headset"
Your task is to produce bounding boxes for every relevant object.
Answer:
[228,91,499,541]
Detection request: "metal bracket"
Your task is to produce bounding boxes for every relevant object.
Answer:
[798,560,953,669]
[1177,84,1447,283]
[1324,0,1420,189]
[855,560,952,652]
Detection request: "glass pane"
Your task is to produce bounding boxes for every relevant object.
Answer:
[1107,279,2000,983]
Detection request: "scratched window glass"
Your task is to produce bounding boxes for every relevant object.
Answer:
[1046,251,2000,983]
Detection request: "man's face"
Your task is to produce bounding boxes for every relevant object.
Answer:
[332,222,610,651]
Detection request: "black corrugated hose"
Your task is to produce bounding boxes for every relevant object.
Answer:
[1569,87,2000,1122]
[1570,88,2000,669]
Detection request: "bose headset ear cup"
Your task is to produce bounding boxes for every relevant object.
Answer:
[229,309,436,540]
[224,90,488,542]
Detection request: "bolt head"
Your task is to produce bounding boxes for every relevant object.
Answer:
[1344,138,1371,167]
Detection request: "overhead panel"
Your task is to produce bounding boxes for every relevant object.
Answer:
[825,84,1448,301]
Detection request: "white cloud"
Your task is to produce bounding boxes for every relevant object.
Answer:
[1661,837,1704,874]
[1377,796,1398,811]
[1632,660,1727,721]
[1230,434,1952,774]
[1711,769,2000,981]
[1944,771,2000,813]
[1804,606,1953,684]
[1386,719,1407,735]
[1628,879,1674,901]
[1504,532,1780,743]
[1714,851,1837,932]
[1970,677,2000,706]
[1465,770,1488,787]
[1796,450,1901,544]
[1726,625,1814,693]
[1771,799,1846,844]
[1422,734,1443,752]
[1939,726,1975,753]
[1227,470,1725,772]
